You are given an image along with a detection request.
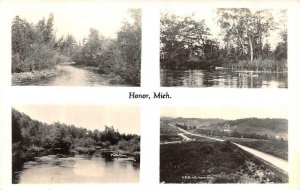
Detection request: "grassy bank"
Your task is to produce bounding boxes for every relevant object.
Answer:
[161,58,287,72]
[160,141,286,183]
[11,67,64,85]
[222,58,287,72]
[72,145,140,162]
[225,137,288,160]
[73,64,129,86]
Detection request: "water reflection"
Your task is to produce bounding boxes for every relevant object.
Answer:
[160,68,288,88]
[14,153,139,184]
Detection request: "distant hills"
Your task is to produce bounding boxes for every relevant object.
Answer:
[161,117,288,140]
[208,118,288,139]
[161,117,224,127]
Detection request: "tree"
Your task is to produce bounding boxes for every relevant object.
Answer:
[12,16,35,72]
[12,14,68,73]
[217,8,275,64]
[160,12,211,66]
[262,41,271,59]
[115,9,141,85]
[44,13,55,45]
[77,28,103,66]
[274,10,287,60]
[56,34,77,57]
[12,109,23,143]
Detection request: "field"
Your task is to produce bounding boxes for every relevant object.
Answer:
[160,121,180,135]
[160,141,286,183]
[225,137,288,160]
[160,134,183,143]
[160,121,183,143]
[184,134,216,142]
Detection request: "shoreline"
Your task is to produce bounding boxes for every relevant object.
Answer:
[11,67,63,85]
[73,63,137,86]
[12,145,140,183]
[161,65,288,73]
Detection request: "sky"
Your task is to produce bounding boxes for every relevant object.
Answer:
[13,105,140,134]
[12,3,133,41]
[161,106,288,120]
[162,8,286,50]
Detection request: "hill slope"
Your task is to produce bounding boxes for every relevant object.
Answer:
[201,118,288,139]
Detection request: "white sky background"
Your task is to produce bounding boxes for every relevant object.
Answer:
[12,3,133,41]
[13,105,140,135]
[161,106,288,120]
[162,8,286,50]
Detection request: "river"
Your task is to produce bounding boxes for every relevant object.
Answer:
[13,64,128,86]
[13,153,139,183]
[160,68,288,88]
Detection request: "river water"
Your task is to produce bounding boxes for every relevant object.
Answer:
[14,64,128,86]
[160,68,288,88]
[14,153,139,183]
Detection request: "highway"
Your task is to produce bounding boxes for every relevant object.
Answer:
[168,124,288,173]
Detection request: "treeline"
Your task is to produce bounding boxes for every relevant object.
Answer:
[175,123,197,131]
[160,9,287,71]
[12,108,140,170]
[12,9,141,86]
[72,9,141,85]
[223,118,288,132]
[175,117,287,140]
[12,14,70,73]
[194,128,272,140]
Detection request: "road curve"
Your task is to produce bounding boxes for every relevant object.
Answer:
[169,124,288,173]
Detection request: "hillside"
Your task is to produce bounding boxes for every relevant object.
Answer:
[161,117,225,127]
[201,118,288,139]
[160,141,287,183]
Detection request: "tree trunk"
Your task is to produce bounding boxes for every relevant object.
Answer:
[247,31,253,64]
[249,38,253,64]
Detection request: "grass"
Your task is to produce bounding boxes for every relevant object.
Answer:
[223,58,287,72]
[160,141,286,183]
[160,134,183,142]
[225,137,288,160]
[184,134,217,142]
[160,121,181,135]
[11,67,64,85]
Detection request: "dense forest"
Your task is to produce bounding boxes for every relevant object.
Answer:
[12,9,141,86]
[12,108,140,175]
[160,8,287,71]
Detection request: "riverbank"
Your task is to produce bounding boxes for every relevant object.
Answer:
[73,64,132,86]
[13,145,140,167]
[12,144,140,182]
[11,67,64,85]
[161,58,287,73]
[219,58,287,72]
[11,63,134,86]
[73,146,140,162]
[14,153,140,184]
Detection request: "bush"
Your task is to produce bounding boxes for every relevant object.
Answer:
[117,136,140,153]
[74,137,96,148]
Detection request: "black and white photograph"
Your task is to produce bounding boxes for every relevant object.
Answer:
[160,8,288,88]
[0,0,300,189]
[11,5,141,86]
[160,106,288,183]
[12,105,140,183]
